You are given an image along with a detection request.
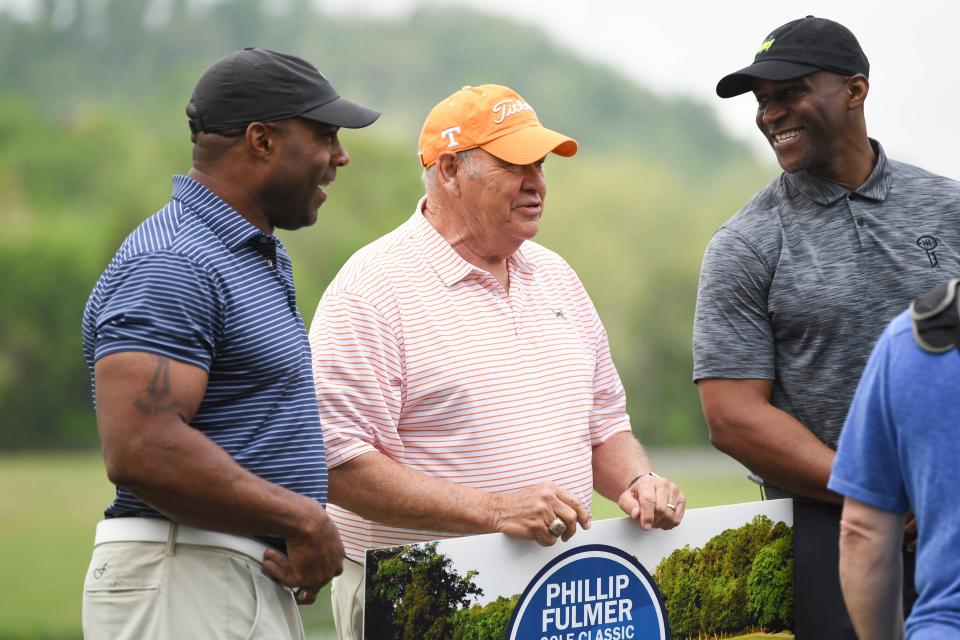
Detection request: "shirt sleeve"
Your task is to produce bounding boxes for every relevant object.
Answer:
[92,252,220,371]
[693,227,776,381]
[309,291,404,468]
[828,325,909,514]
[588,323,633,445]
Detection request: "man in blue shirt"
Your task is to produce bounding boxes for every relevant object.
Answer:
[830,279,960,639]
[81,48,378,639]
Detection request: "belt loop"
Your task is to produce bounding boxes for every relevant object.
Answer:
[165,522,179,557]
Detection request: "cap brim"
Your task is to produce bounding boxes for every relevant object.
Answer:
[716,60,821,98]
[480,125,578,165]
[300,95,380,129]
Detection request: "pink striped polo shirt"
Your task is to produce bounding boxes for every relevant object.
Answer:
[308,201,632,562]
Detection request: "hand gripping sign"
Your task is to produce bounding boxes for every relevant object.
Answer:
[363,500,794,640]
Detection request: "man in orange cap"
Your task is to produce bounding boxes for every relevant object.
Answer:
[308,84,685,639]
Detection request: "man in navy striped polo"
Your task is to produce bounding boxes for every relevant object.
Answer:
[80,48,378,639]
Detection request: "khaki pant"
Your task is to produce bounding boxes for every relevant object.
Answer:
[82,537,305,640]
[331,558,365,640]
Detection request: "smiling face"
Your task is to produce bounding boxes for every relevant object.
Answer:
[458,149,548,255]
[259,118,349,231]
[753,71,854,176]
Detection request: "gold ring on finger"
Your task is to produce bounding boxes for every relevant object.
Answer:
[547,517,566,537]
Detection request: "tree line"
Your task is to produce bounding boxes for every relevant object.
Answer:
[653,515,793,638]
[365,542,521,640]
[0,0,774,449]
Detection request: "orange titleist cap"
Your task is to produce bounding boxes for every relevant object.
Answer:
[417,84,578,168]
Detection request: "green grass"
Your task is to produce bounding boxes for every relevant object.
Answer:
[0,451,758,639]
[0,453,114,640]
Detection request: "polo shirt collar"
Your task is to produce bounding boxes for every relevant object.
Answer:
[172,175,266,251]
[785,139,892,206]
[510,244,537,276]
[411,198,538,287]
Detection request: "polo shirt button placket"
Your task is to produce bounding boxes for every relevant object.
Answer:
[486,277,517,335]
[275,254,299,312]
[510,286,526,338]
[258,235,275,268]
[845,193,866,250]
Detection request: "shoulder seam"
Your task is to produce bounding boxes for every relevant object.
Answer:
[118,249,227,343]
[716,226,776,273]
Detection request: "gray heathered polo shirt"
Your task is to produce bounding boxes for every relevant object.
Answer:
[693,141,960,449]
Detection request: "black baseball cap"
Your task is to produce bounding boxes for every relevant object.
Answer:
[189,48,380,133]
[716,16,869,98]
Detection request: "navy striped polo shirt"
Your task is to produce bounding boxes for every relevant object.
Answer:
[82,175,328,530]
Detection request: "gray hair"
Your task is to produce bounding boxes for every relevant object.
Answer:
[421,147,483,192]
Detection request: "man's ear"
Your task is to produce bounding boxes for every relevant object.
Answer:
[244,122,274,159]
[847,74,869,109]
[435,151,461,198]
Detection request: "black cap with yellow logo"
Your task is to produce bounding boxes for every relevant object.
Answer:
[716,16,869,98]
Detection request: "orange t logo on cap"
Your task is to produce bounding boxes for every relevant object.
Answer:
[418,84,577,168]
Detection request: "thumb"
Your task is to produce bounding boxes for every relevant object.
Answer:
[618,489,640,520]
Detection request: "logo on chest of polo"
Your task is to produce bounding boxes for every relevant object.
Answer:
[917,235,941,268]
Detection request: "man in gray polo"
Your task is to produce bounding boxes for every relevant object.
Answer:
[693,16,960,639]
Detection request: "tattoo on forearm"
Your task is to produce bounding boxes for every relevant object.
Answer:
[133,356,181,416]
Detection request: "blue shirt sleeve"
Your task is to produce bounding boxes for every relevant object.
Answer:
[828,319,910,513]
[92,251,221,372]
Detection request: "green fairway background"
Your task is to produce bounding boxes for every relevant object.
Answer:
[0,450,758,639]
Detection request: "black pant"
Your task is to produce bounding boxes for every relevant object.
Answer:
[786,497,917,639]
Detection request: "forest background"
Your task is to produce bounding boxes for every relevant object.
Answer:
[0,1,782,638]
[7,5,956,638]
[0,0,775,451]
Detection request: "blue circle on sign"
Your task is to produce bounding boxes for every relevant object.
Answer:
[506,544,669,640]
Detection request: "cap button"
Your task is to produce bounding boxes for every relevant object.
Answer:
[461,85,471,90]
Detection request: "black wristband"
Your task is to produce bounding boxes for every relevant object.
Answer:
[627,471,658,489]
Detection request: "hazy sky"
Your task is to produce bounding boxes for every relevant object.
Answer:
[326,0,960,180]
[2,0,955,177]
